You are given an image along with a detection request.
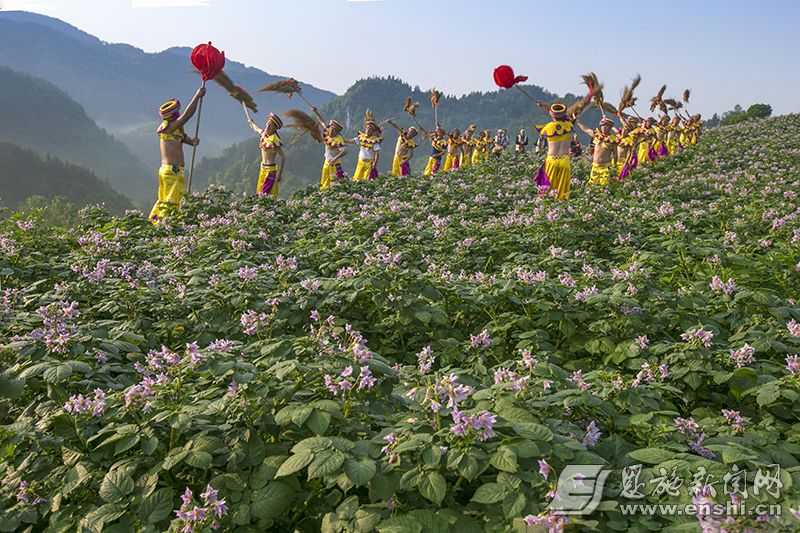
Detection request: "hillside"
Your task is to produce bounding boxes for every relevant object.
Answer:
[1,115,799,531]
[0,66,150,201]
[193,76,604,195]
[0,11,337,163]
[0,141,133,212]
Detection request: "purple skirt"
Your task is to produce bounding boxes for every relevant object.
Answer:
[335,163,345,179]
[658,144,668,157]
[260,171,277,195]
[432,159,441,173]
[534,162,551,192]
[369,165,379,181]
[400,161,411,177]
[453,158,460,170]
[648,147,658,161]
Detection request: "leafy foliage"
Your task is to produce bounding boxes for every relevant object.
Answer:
[1,115,799,532]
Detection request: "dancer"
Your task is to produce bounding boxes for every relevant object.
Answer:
[616,116,640,180]
[532,89,596,199]
[352,111,382,181]
[666,115,682,155]
[472,130,488,165]
[443,128,462,171]
[634,118,657,166]
[247,112,286,197]
[576,116,618,187]
[311,107,350,190]
[423,125,448,176]
[653,115,670,158]
[149,87,205,222]
[387,121,419,177]
[460,125,477,168]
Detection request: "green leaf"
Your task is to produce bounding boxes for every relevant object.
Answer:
[417,471,446,505]
[628,448,675,464]
[162,449,188,470]
[344,457,377,487]
[306,409,332,435]
[275,451,313,478]
[113,434,140,456]
[377,516,423,533]
[489,446,518,473]
[137,488,174,523]
[251,481,295,519]
[83,503,125,531]
[408,510,448,533]
[184,450,213,469]
[43,363,73,383]
[62,463,90,496]
[757,384,781,407]
[99,470,135,504]
[308,450,345,479]
[471,482,506,504]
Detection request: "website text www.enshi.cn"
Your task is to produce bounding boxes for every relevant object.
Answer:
[618,501,781,517]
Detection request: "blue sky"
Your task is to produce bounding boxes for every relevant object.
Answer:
[2,0,798,117]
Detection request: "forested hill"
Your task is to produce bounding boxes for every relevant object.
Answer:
[0,11,337,163]
[193,76,603,195]
[0,66,150,202]
[0,142,133,213]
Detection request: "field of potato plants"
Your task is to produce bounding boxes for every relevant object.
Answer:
[1,115,800,532]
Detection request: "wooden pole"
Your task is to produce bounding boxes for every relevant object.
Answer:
[187,80,206,193]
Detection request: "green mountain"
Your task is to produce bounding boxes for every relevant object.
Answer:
[0,66,151,201]
[193,76,600,195]
[0,141,133,212]
[0,11,337,164]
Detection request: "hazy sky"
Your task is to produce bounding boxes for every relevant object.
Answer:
[2,0,798,118]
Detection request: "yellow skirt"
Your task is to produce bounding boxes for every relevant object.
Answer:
[257,163,279,197]
[353,158,373,182]
[544,155,571,200]
[589,161,614,186]
[423,157,440,176]
[666,138,679,155]
[443,153,457,172]
[321,160,336,190]
[690,133,697,145]
[391,155,403,177]
[461,151,472,168]
[637,142,651,166]
[472,150,483,166]
[149,164,184,222]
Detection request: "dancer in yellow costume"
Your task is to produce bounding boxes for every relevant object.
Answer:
[312,106,351,190]
[443,129,462,171]
[615,117,639,180]
[472,130,488,166]
[352,111,382,181]
[634,118,657,166]
[576,116,619,187]
[247,112,285,197]
[666,115,682,155]
[689,114,702,144]
[481,130,492,162]
[533,104,579,199]
[460,125,477,168]
[386,121,420,177]
[653,115,670,158]
[423,126,447,176]
[149,87,205,222]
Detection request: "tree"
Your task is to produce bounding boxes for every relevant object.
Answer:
[746,104,772,119]
[705,113,721,128]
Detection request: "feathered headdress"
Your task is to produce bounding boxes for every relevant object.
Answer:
[682,89,691,103]
[567,79,603,117]
[363,108,377,129]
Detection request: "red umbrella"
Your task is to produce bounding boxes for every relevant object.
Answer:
[187,42,225,192]
[493,65,543,106]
